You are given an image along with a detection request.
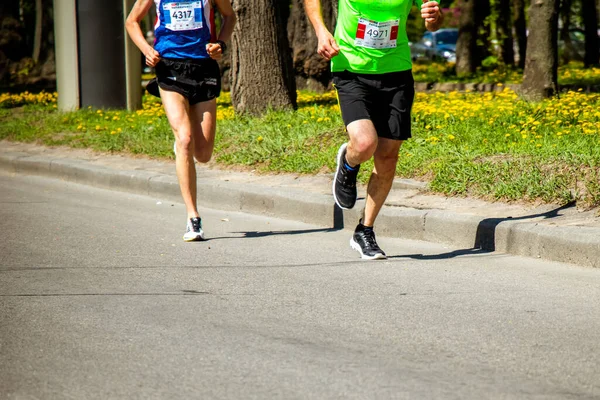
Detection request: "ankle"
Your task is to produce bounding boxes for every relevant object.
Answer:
[357,220,374,231]
[344,156,359,171]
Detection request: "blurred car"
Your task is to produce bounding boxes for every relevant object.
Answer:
[410,28,458,63]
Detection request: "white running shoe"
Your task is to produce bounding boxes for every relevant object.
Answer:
[183,217,205,241]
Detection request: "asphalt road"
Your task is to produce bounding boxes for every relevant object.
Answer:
[1,174,599,400]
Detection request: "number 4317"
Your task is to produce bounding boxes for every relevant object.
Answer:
[173,10,192,19]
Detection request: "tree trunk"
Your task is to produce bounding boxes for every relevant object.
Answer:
[513,0,527,68]
[581,0,599,67]
[456,0,491,75]
[456,0,477,75]
[559,0,581,64]
[477,0,492,62]
[32,0,42,61]
[231,0,297,115]
[521,0,559,101]
[287,0,336,91]
[496,0,515,65]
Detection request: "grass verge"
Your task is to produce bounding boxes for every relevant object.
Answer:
[1,86,599,208]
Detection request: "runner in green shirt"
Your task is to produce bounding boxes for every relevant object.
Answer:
[305,0,443,259]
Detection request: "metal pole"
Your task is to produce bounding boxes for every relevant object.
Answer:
[53,0,80,111]
[123,0,142,110]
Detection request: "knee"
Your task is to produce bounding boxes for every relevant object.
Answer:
[351,136,378,158]
[375,152,399,175]
[175,134,193,153]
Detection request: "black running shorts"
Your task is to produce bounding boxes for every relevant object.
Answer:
[146,58,221,105]
[332,69,415,141]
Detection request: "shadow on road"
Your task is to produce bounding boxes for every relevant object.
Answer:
[473,201,576,251]
[205,202,576,260]
[387,248,492,260]
[387,201,576,260]
[233,227,341,239]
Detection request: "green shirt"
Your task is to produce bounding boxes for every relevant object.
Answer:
[332,0,423,74]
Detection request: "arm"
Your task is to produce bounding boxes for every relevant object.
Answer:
[125,0,160,67]
[421,1,444,32]
[304,0,339,60]
[206,0,237,60]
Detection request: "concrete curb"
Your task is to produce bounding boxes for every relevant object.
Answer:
[1,152,599,268]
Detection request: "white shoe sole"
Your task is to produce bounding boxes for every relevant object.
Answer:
[350,237,387,260]
[183,231,205,242]
[332,143,356,210]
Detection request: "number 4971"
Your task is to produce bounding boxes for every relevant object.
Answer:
[366,29,388,39]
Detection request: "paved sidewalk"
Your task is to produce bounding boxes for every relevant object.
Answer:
[1,140,599,267]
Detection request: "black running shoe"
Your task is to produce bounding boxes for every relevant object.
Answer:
[350,224,387,260]
[183,217,205,242]
[332,143,360,209]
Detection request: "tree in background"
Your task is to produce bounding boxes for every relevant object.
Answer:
[456,0,491,75]
[495,0,515,65]
[512,0,527,68]
[456,0,477,75]
[0,0,54,89]
[230,0,297,115]
[559,0,582,64]
[521,0,560,101]
[581,0,599,67]
[287,0,336,91]
[33,0,42,62]
[477,0,492,62]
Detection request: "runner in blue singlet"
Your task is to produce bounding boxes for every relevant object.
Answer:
[127,0,236,242]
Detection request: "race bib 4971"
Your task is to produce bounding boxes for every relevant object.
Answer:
[355,18,399,49]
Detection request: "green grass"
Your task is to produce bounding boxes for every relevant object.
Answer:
[411,61,600,86]
[1,86,599,208]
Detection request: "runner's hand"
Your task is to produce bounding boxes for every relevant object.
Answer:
[317,31,339,61]
[144,47,161,67]
[421,1,442,23]
[206,43,223,60]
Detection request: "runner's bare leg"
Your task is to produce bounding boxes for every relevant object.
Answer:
[160,88,199,219]
[190,98,217,163]
[363,137,403,226]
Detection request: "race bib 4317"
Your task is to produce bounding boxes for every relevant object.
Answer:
[163,1,203,31]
